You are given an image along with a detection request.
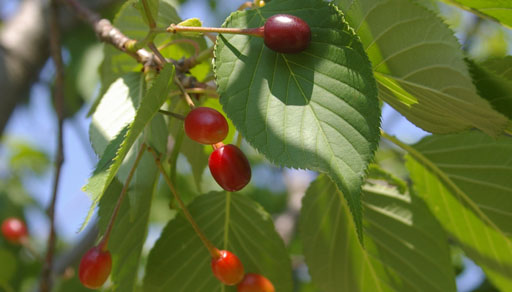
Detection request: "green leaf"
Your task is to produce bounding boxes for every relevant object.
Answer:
[301,175,456,292]
[143,192,292,291]
[337,0,508,136]
[405,132,512,289]
[83,64,174,228]
[215,0,381,244]
[468,59,512,120]
[441,0,512,28]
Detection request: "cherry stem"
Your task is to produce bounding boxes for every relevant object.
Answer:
[212,142,225,150]
[99,143,147,251]
[148,42,167,65]
[158,109,186,120]
[148,146,221,259]
[167,24,264,38]
[141,0,156,29]
[174,75,196,108]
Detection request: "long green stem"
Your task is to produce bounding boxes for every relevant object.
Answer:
[168,24,264,37]
[148,146,220,258]
[99,143,147,251]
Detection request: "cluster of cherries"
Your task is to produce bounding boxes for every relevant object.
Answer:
[212,249,275,291]
[185,107,251,191]
[2,13,311,291]
[185,107,273,291]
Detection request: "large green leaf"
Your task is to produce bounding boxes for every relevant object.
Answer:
[83,64,174,228]
[337,0,508,136]
[301,175,455,292]
[468,58,512,120]
[441,0,512,28]
[143,192,292,292]
[215,0,381,244]
[405,132,512,289]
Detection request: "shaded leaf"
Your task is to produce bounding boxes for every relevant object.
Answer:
[337,0,508,136]
[143,192,292,291]
[215,0,381,244]
[301,175,456,292]
[406,131,512,289]
[468,58,512,120]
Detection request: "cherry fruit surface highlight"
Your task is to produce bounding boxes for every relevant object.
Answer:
[237,273,275,292]
[79,246,112,289]
[211,249,245,285]
[185,107,229,144]
[263,14,311,54]
[209,144,251,191]
[1,217,28,243]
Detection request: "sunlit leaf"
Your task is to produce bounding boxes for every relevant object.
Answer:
[337,0,508,136]
[215,0,381,244]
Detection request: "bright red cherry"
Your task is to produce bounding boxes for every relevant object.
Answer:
[184,107,229,144]
[209,144,251,191]
[79,246,112,289]
[237,273,275,292]
[1,217,28,244]
[263,14,311,54]
[211,249,245,285]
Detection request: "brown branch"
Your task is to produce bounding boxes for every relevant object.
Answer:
[63,0,159,67]
[40,1,66,291]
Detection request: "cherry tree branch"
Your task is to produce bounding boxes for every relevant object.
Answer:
[63,0,159,67]
[40,0,66,291]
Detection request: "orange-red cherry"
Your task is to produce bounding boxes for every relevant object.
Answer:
[263,14,311,54]
[209,144,251,191]
[237,273,275,292]
[79,246,112,289]
[184,107,229,144]
[211,249,245,285]
[1,217,28,244]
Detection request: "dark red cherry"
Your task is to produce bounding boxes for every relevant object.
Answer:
[211,249,245,285]
[1,217,28,244]
[79,246,112,289]
[237,273,275,292]
[263,14,311,53]
[184,107,229,144]
[209,144,251,191]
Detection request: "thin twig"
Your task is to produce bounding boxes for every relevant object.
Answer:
[174,76,196,108]
[148,42,167,64]
[99,143,147,250]
[148,146,220,258]
[40,1,66,291]
[158,109,186,120]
